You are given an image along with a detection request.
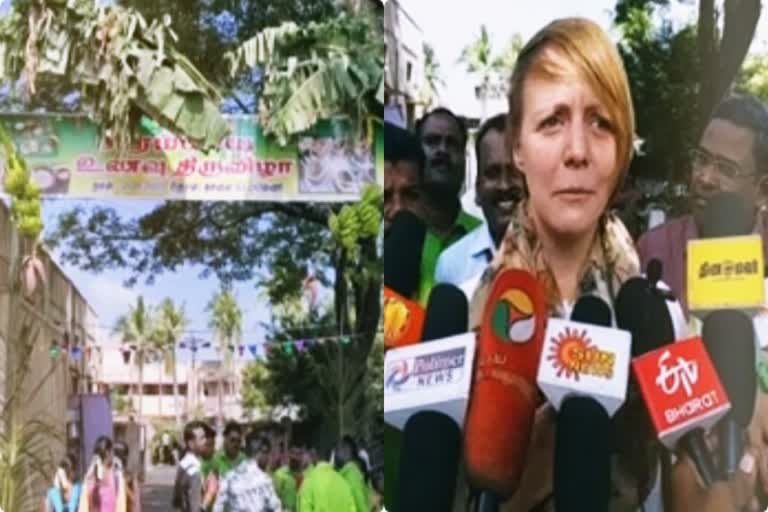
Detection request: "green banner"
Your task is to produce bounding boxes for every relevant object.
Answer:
[0,114,382,202]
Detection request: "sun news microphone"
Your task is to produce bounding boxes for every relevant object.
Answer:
[392,284,470,512]
[687,192,764,315]
[463,269,548,499]
[384,211,427,349]
[702,310,757,479]
[550,295,616,512]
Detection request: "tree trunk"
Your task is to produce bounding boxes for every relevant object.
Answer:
[138,350,144,426]
[158,360,163,418]
[697,0,760,135]
[173,349,180,431]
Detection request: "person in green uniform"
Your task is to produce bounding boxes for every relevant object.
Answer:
[207,421,247,478]
[385,108,482,511]
[335,436,369,512]
[297,446,355,512]
[415,107,483,305]
[272,449,300,511]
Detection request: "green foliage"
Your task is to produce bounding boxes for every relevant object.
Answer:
[226,13,383,143]
[458,25,521,109]
[240,360,273,414]
[0,124,42,239]
[207,287,243,369]
[151,298,187,375]
[0,419,62,512]
[736,53,768,101]
[615,1,700,184]
[0,0,228,150]
[111,388,133,416]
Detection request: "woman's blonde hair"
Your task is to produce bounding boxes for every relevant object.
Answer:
[507,18,635,195]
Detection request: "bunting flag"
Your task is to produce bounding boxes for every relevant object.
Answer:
[70,346,82,362]
[166,331,381,360]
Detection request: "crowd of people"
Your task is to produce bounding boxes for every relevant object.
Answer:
[41,437,140,512]
[385,15,768,512]
[173,420,381,512]
[41,419,381,512]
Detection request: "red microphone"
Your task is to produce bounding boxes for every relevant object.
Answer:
[463,268,548,498]
[632,337,731,483]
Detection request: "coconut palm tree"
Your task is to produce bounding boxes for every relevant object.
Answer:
[458,27,523,120]
[151,298,188,431]
[114,296,154,427]
[207,288,243,429]
[421,43,444,109]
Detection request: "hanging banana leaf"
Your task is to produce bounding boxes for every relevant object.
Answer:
[0,0,228,151]
[226,13,383,145]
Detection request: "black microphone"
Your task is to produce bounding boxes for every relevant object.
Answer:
[702,310,757,479]
[553,295,613,512]
[384,210,426,299]
[699,192,755,239]
[422,283,469,341]
[397,284,468,512]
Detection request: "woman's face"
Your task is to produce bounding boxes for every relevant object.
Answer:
[514,67,620,240]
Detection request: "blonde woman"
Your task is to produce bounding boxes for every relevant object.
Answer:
[465,17,759,512]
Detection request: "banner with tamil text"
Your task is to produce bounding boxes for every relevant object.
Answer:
[0,114,383,202]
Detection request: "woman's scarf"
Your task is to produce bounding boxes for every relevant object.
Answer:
[470,202,663,511]
[469,200,641,328]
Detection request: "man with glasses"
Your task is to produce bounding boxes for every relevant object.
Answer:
[637,94,768,315]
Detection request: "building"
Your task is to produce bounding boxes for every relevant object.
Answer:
[384,0,426,127]
[0,200,99,499]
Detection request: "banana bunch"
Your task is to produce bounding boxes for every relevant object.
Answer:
[3,141,43,239]
[327,184,382,256]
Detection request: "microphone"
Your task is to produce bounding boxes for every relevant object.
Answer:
[463,269,548,498]
[392,284,470,512]
[702,310,757,479]
[384,211,427,349]
[551,295,616,512]
[632,336,730,486]
[398,411,462,512]
[687,192,764,315]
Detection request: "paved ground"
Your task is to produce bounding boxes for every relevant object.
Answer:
[141,464,176,512]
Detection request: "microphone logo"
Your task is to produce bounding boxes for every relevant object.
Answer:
[655,350,698,398]
[491,288,536,343]
[385,359,410,391]
[546,327,615,381]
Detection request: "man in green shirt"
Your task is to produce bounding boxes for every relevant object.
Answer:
[272,449,300,511]
[415,107,482,304]
[203,421,246,478]
[335,436,369,512]
[298,446,355,512]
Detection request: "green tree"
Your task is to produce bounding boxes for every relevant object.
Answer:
[113,296,154,427]
[421,43,444,109]
[240,360,274,419]
[735,53,768,101]
[207,287,243,428]
[458,27,521,120]
[151,298,188,430]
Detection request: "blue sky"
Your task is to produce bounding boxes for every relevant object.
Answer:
[42,198,278,363]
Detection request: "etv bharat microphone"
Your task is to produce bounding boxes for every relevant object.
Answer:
[384,284,475,512]
[383,210,426,350]
[537,296,631,512]
[463,269,548,501]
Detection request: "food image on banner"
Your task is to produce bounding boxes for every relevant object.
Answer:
[0,114,383,202]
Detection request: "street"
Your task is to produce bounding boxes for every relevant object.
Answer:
[141,464,176,512]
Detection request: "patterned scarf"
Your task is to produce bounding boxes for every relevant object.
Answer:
[469,201,662,512]
[469,200,640,328]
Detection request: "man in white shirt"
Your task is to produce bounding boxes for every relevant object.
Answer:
[435,113,524,297]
